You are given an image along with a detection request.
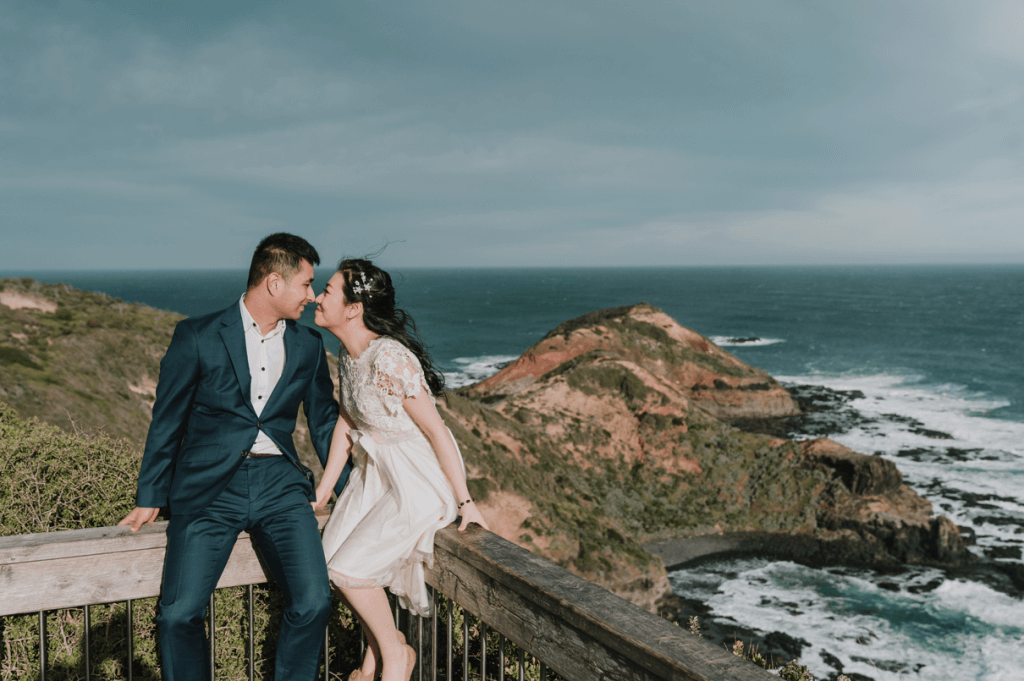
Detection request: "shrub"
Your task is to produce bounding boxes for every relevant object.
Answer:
[0,346,42,372]
[0,402,362,680]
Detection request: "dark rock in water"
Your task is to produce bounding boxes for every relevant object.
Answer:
[877,581,900,592]
[973,514,1024,526]
[762,631,809,659]
[820,649,844,672]
[957,526,977,545]
[852,656,910,673]
[910,426,954,440]
[995,562,1024,592]
[906,578,944,594]
[727,337,761,344]
[947,562,1024,597]
[984,545,1022,560]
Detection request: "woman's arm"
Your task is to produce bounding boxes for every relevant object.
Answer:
[404,391,490,532]
[312,406,357,509]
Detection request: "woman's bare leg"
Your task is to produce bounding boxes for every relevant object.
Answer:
[340,587,411,681]
[337,590,381,678]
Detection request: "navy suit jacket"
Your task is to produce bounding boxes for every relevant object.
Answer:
[136,302,350,515]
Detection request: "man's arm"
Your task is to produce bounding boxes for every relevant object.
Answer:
[118,321,201,530]
[303,336,349,495]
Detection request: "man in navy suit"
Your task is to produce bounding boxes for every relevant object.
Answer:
[118,233,349,681]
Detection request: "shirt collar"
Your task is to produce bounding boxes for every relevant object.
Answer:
[239,294,286,339]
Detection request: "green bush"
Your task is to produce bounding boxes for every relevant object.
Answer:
[0,402,363,680]
[0,346,42,371]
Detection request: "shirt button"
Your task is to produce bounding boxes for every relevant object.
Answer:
[258,395,263,400]
[261,367,265,371]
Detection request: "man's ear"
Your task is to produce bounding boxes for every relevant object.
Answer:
[265,271,283,297]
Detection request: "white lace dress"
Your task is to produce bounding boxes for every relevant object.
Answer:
[321,337,461,616]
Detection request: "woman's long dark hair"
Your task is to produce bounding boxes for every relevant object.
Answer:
[337,258,445,395]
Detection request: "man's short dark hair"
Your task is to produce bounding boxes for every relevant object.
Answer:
[247,233,321,289]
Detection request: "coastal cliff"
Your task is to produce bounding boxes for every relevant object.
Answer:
[436,303,973,611]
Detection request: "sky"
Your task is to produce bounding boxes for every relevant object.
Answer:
[2,0,1023,269]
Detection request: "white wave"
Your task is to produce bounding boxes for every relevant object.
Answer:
[710,335,786,347]
[442,354,520,388]
[670,559,1024,681]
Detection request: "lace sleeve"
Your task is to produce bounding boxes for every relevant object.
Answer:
[371,341,429,415]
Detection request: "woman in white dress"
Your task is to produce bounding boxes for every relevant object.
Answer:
[313,258,489,681]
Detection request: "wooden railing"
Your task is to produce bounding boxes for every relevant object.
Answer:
[0,510,773,680]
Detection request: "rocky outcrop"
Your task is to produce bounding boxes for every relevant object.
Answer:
[471,303,800,420]
[441,303,974,610]
[802,438,967,568]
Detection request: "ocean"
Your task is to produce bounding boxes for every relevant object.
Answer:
[8,265,1024,680]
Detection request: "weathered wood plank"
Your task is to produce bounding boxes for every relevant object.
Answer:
[0,522,170,565]
[0,512,331,616]
[426,527,773,681]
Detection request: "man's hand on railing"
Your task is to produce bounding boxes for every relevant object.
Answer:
[117,507,160,532]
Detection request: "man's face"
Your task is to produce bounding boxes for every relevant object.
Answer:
[275,259,316,319]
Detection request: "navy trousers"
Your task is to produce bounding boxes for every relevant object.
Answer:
[157,456,331,681]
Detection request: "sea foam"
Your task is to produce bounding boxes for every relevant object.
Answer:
[670,558,1024,680]
[710,336,786,347]
[442,355,520,388]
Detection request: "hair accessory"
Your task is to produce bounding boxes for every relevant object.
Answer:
[458,498,475,510]
[351,272,372,297]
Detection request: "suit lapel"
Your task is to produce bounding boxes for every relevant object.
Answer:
[264,320,300,412]
[219,304,255,415]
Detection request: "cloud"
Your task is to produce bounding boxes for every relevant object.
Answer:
[0,1,1022,268]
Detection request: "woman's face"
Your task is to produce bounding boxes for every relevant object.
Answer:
[314,271,352,329]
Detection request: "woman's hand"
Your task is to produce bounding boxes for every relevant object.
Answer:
[457,501,490,533]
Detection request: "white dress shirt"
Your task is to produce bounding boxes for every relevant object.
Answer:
[239,295,286,455]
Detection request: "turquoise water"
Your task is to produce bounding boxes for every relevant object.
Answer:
[9,265,1024,679]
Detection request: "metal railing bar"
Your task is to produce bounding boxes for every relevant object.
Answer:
[446,598,453,681]
[323,620,330,681]
[518,650,525,681]
[84,604,91,681]
[499,633,505,681]
[208,594,215,680]
[481,622,487,681]
[39,610,47,681]
[247,585,255,681]
[431,589,438,681]
[127,599,134,681]
[540,662,547,680]
[462,613,469,681]
[417,611,423,681]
